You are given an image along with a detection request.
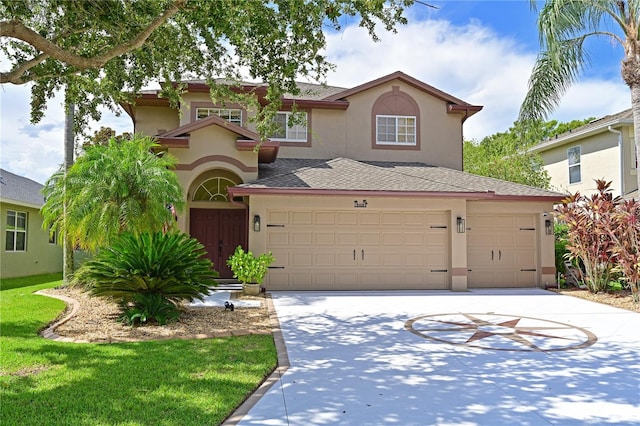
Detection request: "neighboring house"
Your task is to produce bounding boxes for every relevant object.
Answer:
[0,169,62,279]
[122,71,563,291]
[529,109,637,198]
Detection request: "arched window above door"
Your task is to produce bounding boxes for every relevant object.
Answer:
[190,170,242,202]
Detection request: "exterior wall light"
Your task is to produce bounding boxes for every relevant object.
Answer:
[545,219,553,235]
[253,214,261,232]
[456,217,465,233]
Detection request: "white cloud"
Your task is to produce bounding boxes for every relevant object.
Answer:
[1,15,631,183]
[323,18,630,141]
[0,83,132,184]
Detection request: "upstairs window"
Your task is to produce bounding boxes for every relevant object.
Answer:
[376,115,417,145]
[271,112,308,142]
[6,210,27,251]
[568,146,581,184]
[196,108,242,125]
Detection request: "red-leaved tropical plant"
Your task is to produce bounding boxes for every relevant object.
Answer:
[608,199,640,303]
[555,180,617,293]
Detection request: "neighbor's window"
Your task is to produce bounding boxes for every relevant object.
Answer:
[271,112,307,142]
[6,210,27,251]
[48,226,57,244]
[568,146,581,184]
[376,115,416,145]
[196,108,242,125]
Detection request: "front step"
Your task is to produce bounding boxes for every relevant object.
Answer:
[213,279,243,291]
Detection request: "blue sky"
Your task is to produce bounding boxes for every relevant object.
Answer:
[0,0,631,184]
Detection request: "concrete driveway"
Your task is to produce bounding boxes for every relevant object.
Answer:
[230,289,640,425]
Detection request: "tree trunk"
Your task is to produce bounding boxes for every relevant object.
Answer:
[63,99,74,284]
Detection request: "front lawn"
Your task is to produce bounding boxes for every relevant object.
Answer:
[0,274,277,425]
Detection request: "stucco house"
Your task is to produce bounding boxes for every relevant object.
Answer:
[122,71,563,291]
[0,169,62,279]
[529,109,637,198]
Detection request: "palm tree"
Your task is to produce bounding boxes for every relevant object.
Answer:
[42,135,184,252]
[519,1,640,193]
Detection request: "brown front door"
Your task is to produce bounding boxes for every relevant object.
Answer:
[190,208,247,278]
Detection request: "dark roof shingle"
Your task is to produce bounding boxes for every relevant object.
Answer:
[241,158,565,199]
[0,169,45,207]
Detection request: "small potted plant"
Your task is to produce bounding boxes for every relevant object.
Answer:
[226,246,275,295]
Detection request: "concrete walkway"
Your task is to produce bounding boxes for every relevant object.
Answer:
[231,289,640,425]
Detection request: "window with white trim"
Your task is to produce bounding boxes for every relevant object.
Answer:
[196,108,242,125]
[376,115,416,145]
[5,210,27,251]
[568,146,581,184]
[271,112,307,142]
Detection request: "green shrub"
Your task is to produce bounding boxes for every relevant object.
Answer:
[554,222,570,276]
[119,293,181,326]
[226,246,275,285]
[76,231,218,324]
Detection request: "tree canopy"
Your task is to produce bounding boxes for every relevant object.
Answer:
[518,0,640,192]
[1,0,415,132]
[41,135,184,252]
[464,118,593,189]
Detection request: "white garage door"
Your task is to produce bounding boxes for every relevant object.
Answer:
[467,214,538,288]
[266,210,450,290]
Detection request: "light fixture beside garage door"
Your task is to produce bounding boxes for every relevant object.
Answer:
[253,215,261,232]
[456,217,466,233]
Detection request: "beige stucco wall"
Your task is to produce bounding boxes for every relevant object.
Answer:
[1,202,62,279]
[540,125,640,198]
[134,106,180,136]
[340,80,463,168]
[541,132,620,196]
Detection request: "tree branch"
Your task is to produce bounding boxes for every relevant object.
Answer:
[0,0,187,84]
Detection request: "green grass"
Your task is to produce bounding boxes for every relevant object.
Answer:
[0,274,277,425]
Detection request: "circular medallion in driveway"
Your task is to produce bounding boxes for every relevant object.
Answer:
[405,313,597,352]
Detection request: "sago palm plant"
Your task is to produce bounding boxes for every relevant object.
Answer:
[76,231,218,324]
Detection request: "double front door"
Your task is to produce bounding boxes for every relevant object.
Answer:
[190,208,247,278]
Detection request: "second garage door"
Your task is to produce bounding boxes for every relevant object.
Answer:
[266,210,450,290]
[467,214,538,288]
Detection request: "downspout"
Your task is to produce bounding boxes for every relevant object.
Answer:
[607,126,624,196]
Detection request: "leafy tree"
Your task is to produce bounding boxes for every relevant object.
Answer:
[1,0,416,133]
[519,0,640,193]
[555,180,617,293]
[463,118,592,188]
[41,135,184,252]
[76,231,218,325]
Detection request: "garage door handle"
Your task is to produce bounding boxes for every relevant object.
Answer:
[499,250,502,261]
[362,249,364,260]
[353,250,356,261]
[491,250,494,261]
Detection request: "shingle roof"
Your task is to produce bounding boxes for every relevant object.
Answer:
[0,169,45,207]
[530,108,633,153]
[238,158,565,199]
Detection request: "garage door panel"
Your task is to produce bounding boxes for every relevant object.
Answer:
[268,231,289,245]
[467,214,538,288]
[382,232,403,245]
[315,232,335,245]
[266,209,450,290]
[314,212,335,225]
[337,212,357,225]
[337,232,357,245]
[426,234,447,246]
[359,232,380,245]
[291,231,313,245]
[268,211,289,224]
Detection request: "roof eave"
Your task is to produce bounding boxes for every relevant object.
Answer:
[530,118,634,153]
[228,187,563,202]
